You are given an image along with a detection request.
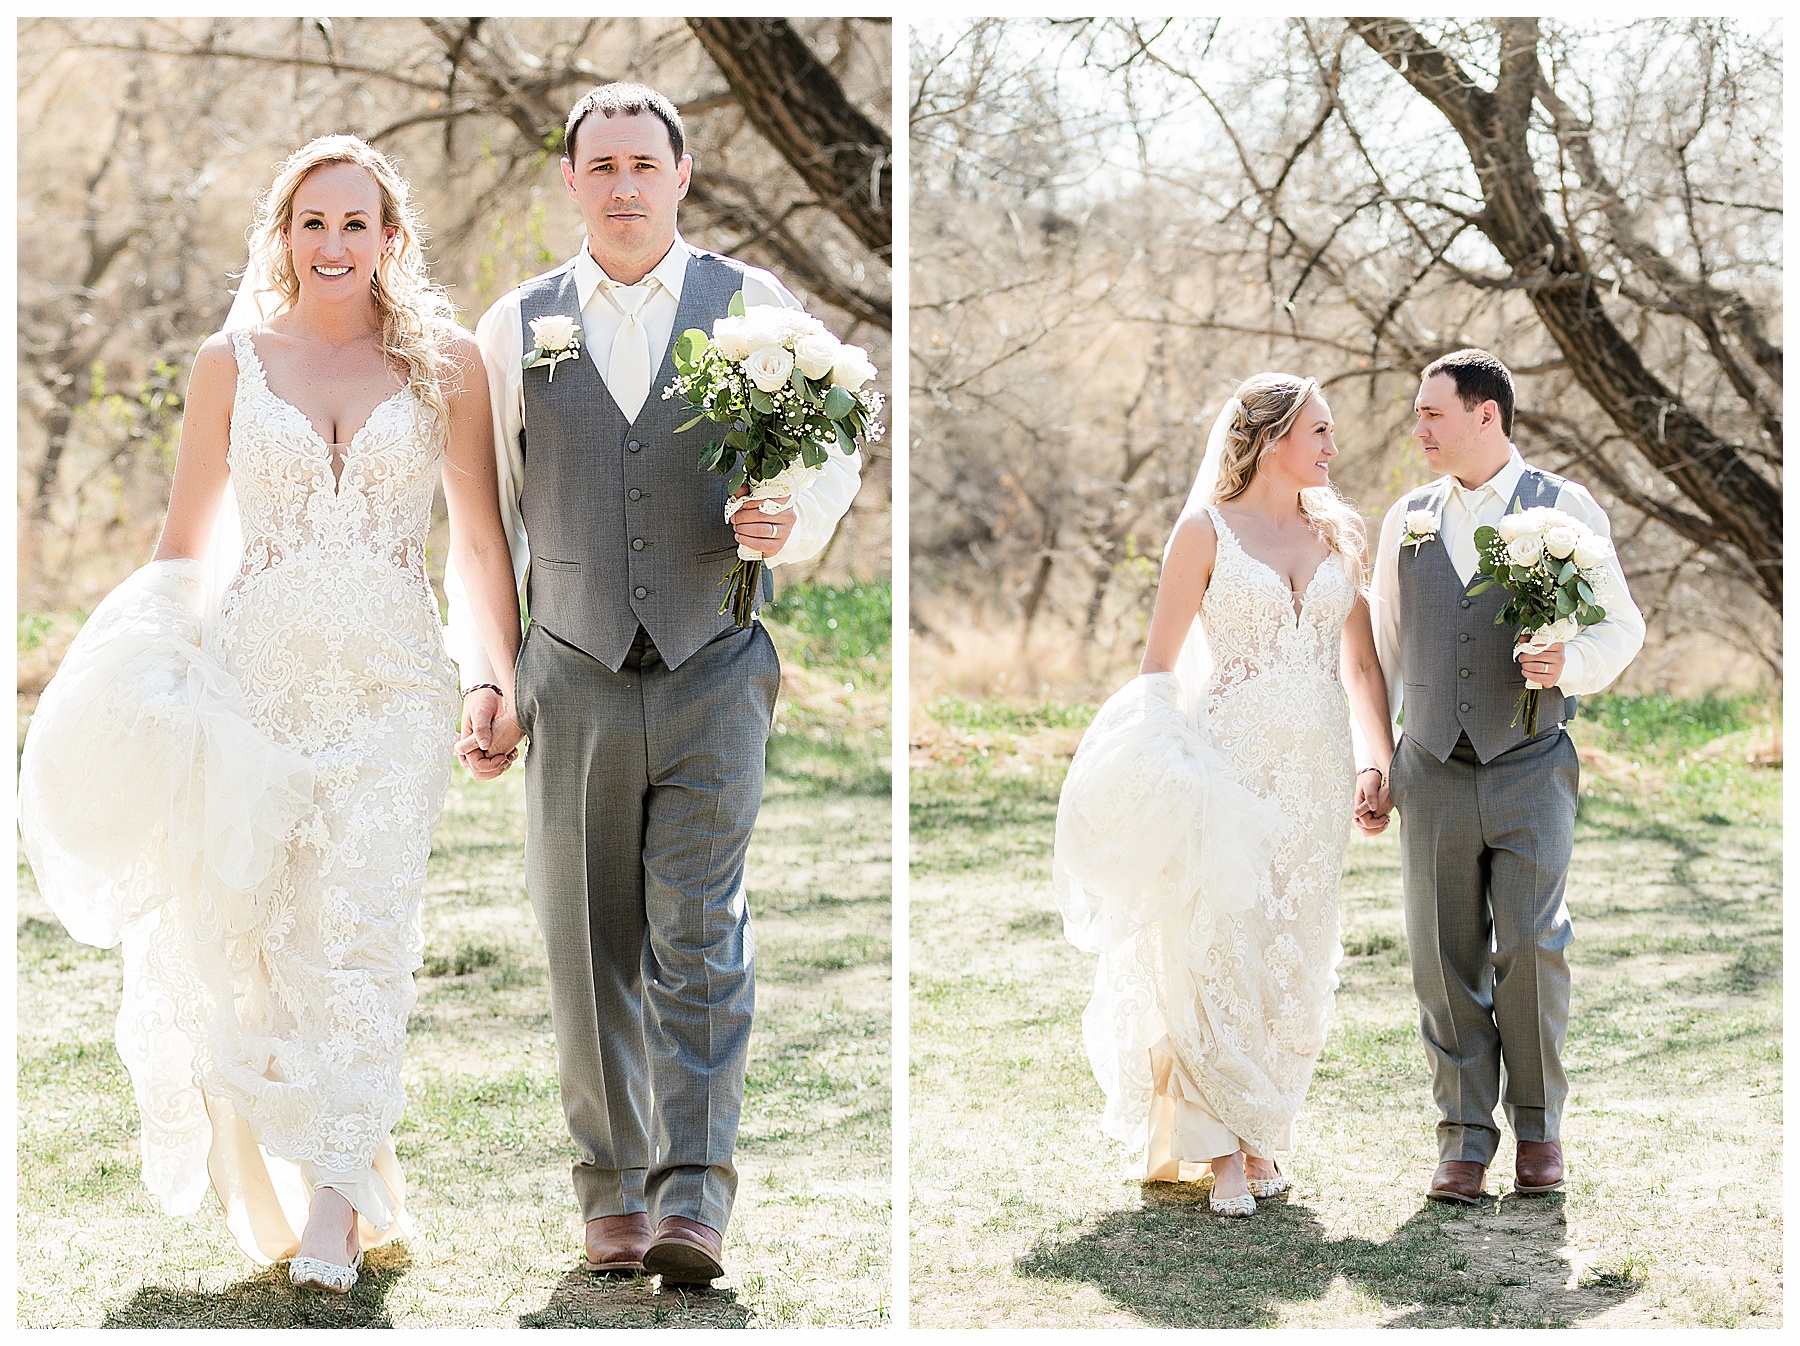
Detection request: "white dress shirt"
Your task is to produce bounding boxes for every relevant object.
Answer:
[444,233,864,686]
[1368,447,1646,748]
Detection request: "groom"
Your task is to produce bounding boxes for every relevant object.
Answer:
[445,82,861,1281]
[1366,348,1643,1204]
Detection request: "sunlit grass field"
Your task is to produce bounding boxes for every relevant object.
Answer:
[909,690,1781,1328]
[17,581,892,1328]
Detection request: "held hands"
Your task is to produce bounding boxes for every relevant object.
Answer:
[728,487,796,558]
[1353,769,1391,837]
[1515,640,1567,691]
[457,687,523,780]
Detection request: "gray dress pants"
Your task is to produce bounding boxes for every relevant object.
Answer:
[514,620,778,1232]
[1389,728,1578,1166]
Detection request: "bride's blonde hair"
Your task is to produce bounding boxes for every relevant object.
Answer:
[245,134,457,439]
[1213,372,1367,589]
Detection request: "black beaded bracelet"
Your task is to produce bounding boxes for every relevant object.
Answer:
[1357,766,1385,787]
[462,682,503,699]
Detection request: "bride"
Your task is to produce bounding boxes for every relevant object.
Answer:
[19,136,524,1289]
[1055,373,1395,1216]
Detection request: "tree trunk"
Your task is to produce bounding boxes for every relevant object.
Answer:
[688,18,891,259]
[1349,17,1781,609]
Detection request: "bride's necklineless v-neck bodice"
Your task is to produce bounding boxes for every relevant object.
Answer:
[224,328,442,590]
[1200,504,1356,701]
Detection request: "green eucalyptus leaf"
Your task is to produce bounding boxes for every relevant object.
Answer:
[748,390,775,416]
[675,414,707,434]
[728,291,746,318]
[1465,578,1495,596]
[835,422,856,456]
[1472,525,1498,549]
[1558,560,1576,584]
[823,385,855,421]
[674,328,709,368]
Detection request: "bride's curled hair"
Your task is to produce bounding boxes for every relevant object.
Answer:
[244,134,458,441]
[1212,372,1368,589]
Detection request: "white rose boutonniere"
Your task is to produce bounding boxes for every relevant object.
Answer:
[1401,509,1440,554]
[524,314,582,382]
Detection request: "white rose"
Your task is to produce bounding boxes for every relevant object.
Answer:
[1519,507,1562,531]
[744,344,795,393]
[1495,514,1527,543]
[1404,509,1438,536]
[794,332,842,381]
[739,307,792,354]
[830,343,878,391]
[776,308,826,340]
[528,314,578,352]
[1572,533,1612,570]
[711,315,752,361]
[1506,533,1543,567]
[1543,525,1578,559]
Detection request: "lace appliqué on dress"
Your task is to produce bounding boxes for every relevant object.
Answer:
[1058,504,1356,1162]
[22,331,460,1247]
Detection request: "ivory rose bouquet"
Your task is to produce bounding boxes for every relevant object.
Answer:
[665,294,884,626]
[1467,504,1613,735]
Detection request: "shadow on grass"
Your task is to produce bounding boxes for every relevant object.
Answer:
[101,1244,412,1328]
[1015,1185,1640,1328]
[519,1268,753,1328]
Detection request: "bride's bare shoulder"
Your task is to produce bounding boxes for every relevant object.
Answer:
[1169,507,1219,550]
[186,332,242,400]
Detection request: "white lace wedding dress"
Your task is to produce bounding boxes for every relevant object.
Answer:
[1056,504,1355,1174]
[20,329,459,1262]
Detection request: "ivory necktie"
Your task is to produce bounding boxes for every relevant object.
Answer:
[1447,482,1498,583]
[602,279,655,422]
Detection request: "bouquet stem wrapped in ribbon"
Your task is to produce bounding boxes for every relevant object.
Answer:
[1467,503,1613,736]
[665,294,885,627]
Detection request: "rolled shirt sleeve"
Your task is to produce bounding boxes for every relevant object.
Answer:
[1549,480,1645,696]
[735,265,864,568]
[1367,496,1409,754]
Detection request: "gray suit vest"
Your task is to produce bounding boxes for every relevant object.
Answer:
[1396,466,1572,763]
[517,250,767,672]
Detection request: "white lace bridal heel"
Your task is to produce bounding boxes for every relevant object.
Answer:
[289,1250,363,1294]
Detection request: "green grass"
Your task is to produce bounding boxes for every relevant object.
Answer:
[16,581,891,1328]
[910,690,1781,1328]
[764,577,891,666]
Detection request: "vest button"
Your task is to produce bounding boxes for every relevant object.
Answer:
[1459,702,1471,713]
[627,439,642,452]
[1459,633,1471,643]
[634,586,648,600]
[628,488,642,501]
[632,538,645,551]
[1460,598,1472,609]
[1459,668,1470,678]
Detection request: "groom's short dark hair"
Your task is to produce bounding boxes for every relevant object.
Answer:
[1422,347,1515,437]
[564,83,686,164]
